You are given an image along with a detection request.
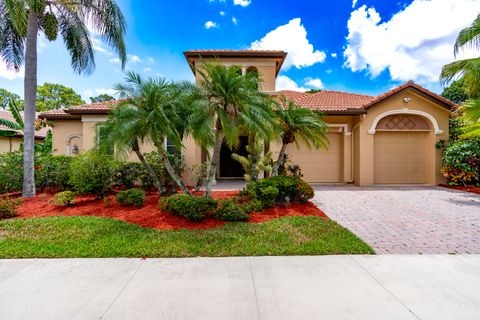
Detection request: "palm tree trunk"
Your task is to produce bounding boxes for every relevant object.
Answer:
[205,130,224,197]
[132,141,162,194]
[248,134,258,181]
[272,143,288,176]
[22,12,40,197]
[152,137,190,195]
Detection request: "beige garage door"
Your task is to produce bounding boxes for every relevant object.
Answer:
[286,133,341,183]
[374,132,427,184]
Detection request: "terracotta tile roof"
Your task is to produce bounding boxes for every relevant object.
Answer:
[363,81,455,109]
[184,49,287,55]
[67,100,121,113]
[0,110,50,138]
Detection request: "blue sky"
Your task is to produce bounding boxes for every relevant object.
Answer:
[0,0,479,102]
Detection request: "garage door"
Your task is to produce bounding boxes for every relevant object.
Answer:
[374,132,427,184]
[286,133,341,183]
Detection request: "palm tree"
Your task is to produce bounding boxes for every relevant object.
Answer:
[271,95,329,176]
[189,62,275,197]
[441,15,480,97]
[0,0,127,197]
[113,72,190,195]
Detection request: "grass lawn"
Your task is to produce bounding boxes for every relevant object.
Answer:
[0,216,374,258]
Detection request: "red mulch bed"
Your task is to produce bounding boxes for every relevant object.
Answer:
[440,184,480,195]
[15,191,327,230]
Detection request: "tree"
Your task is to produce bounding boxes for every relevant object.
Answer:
[0,88,22,109]
[271,95,329,176]
[90,93,115,103]
[0,0,127,197]
[113,72,190,195]
[441,79,469,104]
[190,62,275,197]
[232,135,272,182]
[36,83,85,111]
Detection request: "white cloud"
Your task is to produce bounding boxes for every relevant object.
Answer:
[251,18,326,70]
[0,63,23,80]
[276,75,308,92]
[91,37,113,56]
[352,0,358,8]
[232,16,238,25]
[128,55,142,64]
[109,57,121,64]
[205,20,218,29]
[344,0,480,84]
[331,53,337,58]
[305,77,324,89]
[234,0,251,7]
[219,11,225,16]
[143,67,152,73]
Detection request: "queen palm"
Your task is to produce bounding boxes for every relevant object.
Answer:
[0,0,126,197]
[113,72,190,195]
[190,62,275,197]
[271,95,329,176]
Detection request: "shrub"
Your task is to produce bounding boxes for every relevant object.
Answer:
[50,191,76,207]
[141,152,164,188]
[244,176,314,205]
[0,198,21,219]
[0,152,23,194]
[442,139,480,186]
[190,163,208,191]
[36,156,73,191]
[160,194,218,221]
[239,198,264,214]
[116,188,146,207]
[69,151,118,197]
[256,186,279,209]
[113,162,146,189]
[214,199,249,221]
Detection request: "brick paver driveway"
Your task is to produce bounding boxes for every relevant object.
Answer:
[313,186,480,254]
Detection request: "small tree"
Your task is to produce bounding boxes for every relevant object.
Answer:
[232,135,272,182]
[271,96,329,176]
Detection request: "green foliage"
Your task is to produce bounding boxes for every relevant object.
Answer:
[277,154,304,178]
[0,152,23,194]
[244,176,314,205]
[69,151,117,197]
[441,79,469,104]
[115,188,146,207]
[190,163,208,191]
[159,194,218,221]
[0,198,21,219]
[232,136,272,182]
[50,191,76,207]
[142,152,165,188]
[441,139,480,186]
[113,162,146,189]
[90,94,114,103]
[214,199,249,222]
[0,88,21,110]
[36,83,85,111]
[42,12,58,41]
[305,89,322,94]
[35,155,73,191]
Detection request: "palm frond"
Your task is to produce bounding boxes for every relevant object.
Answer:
[0,118,22,131]
[0,129,18,137]
[454,14,480,57]
[0,1,26,71]
[7,98,24,128]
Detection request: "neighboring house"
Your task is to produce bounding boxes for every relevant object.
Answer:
[40,50,455,186]
[0,110,48,153]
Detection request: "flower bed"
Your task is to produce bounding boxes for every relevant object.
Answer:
[440,184,480,195]
[15,191,327,230]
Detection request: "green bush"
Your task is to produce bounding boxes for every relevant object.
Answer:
[0,198,21,219]
[36,156,72,191]
[69,151,118,197]
[0,152,23,194]
[244,176,314,205]
[239,198,264,214]
[442,139,480,186]
[214,199,249,221]
[113,162,146,189]
[141,152,164,188]
[159,194,218,221]
[256,186,279,209]
[116,188,146,207]
[50,191,76,207]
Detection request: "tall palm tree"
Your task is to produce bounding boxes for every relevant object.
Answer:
[190,62,275,197]
[271,95,329,176]
[440,15,480,98]
[0,0,127,197]
[113,72,190,195]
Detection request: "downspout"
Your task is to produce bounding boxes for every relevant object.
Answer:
[350,121,362,184]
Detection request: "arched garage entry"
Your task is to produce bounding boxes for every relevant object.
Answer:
[370,111,439,184]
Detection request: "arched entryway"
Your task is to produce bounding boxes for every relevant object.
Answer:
[372,113,436,184]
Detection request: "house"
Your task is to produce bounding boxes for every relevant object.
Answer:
[40,50,454,186]
[0,110,49,153]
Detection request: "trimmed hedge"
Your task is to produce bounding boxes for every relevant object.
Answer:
[159,194,218,221]
[442,139,480,186]
[214,199,249,221]
[116,188,146,207]
[0,198,21,219]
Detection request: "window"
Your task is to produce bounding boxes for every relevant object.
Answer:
[246,66,259,89]
[97,125,114,155]
[165,138,177,154]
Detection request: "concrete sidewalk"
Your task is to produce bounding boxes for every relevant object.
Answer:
[1,255,479,320]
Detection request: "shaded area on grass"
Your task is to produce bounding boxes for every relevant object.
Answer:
[0,216,374,258]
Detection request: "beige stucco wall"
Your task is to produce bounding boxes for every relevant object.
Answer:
[51,120,83,156]
[354,89,449,186]
[0,137,23,153]
[193,58,277,92]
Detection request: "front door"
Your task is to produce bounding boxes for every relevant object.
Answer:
[219,136,248,178]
